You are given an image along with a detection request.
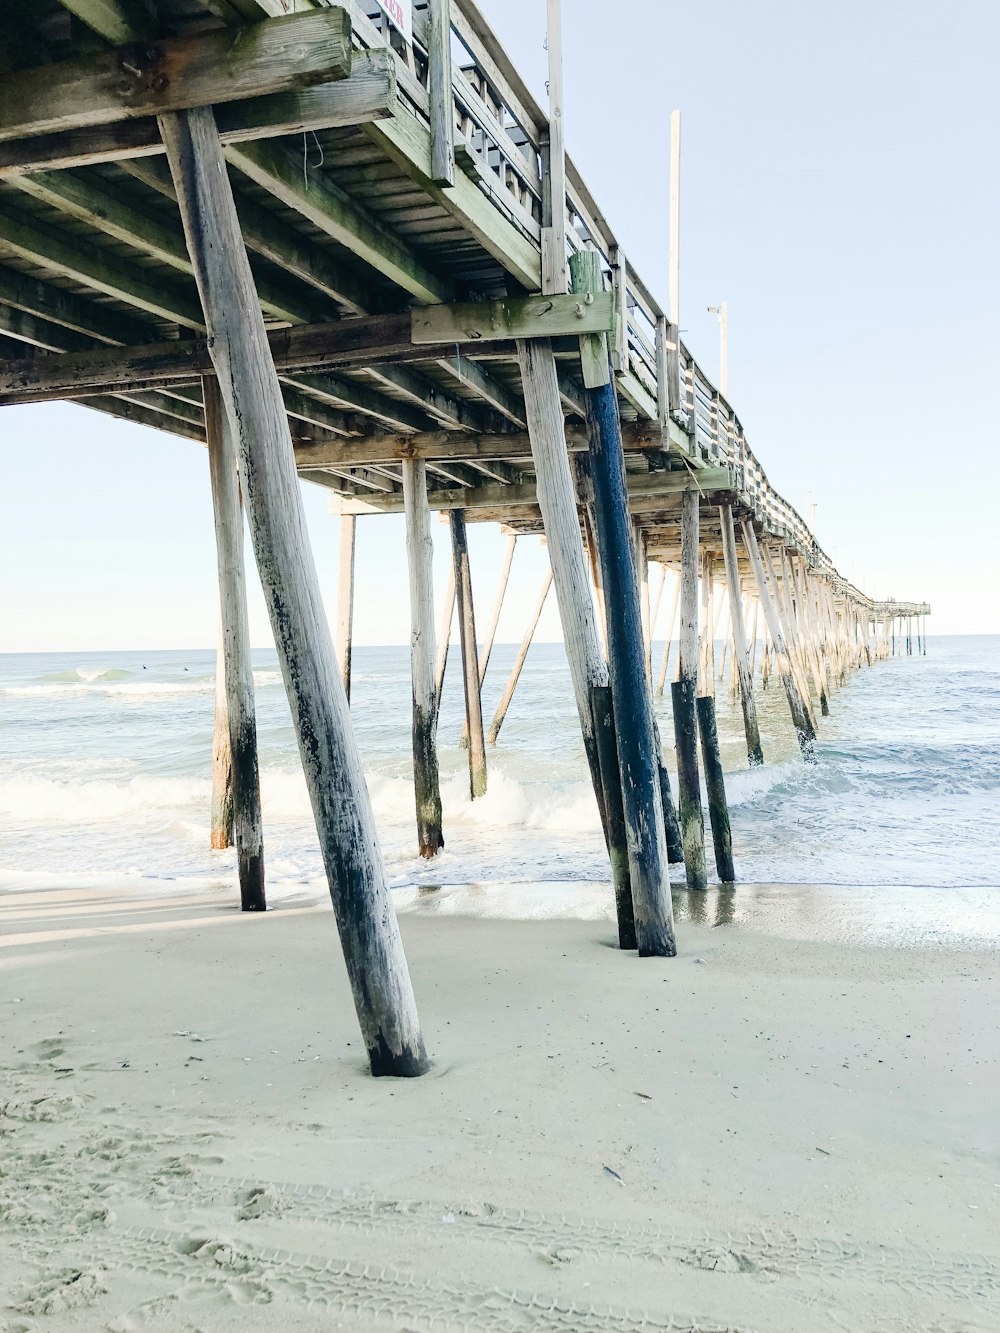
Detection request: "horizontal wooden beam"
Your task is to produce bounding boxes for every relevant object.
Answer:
[0,50,396,177]
[335,466,733,515]
[0,262,155,347]
[411,292,614,344]
[0,11,353,144]
[0,297,595,401]
[226,138,451,305]
[291,422,662,470]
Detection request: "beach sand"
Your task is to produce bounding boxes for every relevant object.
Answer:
[1,882,997,1332]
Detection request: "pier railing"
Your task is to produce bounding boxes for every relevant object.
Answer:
[351,1,918,621]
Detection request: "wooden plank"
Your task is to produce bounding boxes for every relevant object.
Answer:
[0,205,204,328]
[336,466,727,515]
[226,138,450,305]
[363,108,541,292]
[57,0,156,45]
[0,262,155,347]
[0,49,395,178]
[161,102,428,1078]
[427,0,455,186]
[412,292,614,344]
[0,12,352,146]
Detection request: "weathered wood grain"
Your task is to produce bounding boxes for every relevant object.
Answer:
[0,11,352,144]
[161,103,428,1077]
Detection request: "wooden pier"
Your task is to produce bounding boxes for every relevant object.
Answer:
[0,0,929,1072]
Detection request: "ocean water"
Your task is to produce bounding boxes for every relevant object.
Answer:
[0,636,997,906]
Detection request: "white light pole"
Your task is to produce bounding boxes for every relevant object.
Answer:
[707,302,728,397]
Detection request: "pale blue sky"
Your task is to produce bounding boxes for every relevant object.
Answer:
[1,0,997,651]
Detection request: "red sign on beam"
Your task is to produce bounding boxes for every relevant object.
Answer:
[374,0,412,42]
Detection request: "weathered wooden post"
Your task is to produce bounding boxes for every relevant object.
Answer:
[569,249,677,954]
[656,568,681,697]
[719,503,763,765]
[335,513,356,702]
[516,336,636,948]
[449,509,488,799]
[742,520,816,760]
[204,375,265,912]
[461,533,515,746]
[696,694,734,883]
[162,106,428,1077]
[487,568,553,743]
[210,621,234,851]
[402,459,444,857]
[672,488,708,888]
[434,563,455,711]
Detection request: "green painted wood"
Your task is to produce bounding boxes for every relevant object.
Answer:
[411,291,614,344]
[0,11,353,143]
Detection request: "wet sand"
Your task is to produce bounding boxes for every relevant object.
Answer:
[1,882,997,1331]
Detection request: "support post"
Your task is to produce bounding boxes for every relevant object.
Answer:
[402,459,444,857]
[571,251,676,956]
[696,695,735,883]
[433,563,455,712]
[335,513,356,702]
[672,488,708,888]
[210,619,234,850]
[486,568,552,743]
[541,0,567,295]
[427,0,455,186]
[742,519,816,761]
[205,374,265,911]
[162,105,427,1077]
[656,569,681,697]
[719,502,763,765]
[461,533,515,746]
[449,509,487,798]
[591,683,635,950]
[516,335,637,947]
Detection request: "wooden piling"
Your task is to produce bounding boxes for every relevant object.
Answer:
[656,569,681,697]
[742,519,816,760]
[719,502,763,766]
[204,374,265,912]
[516,335,639,938]
[401,458,444,857]
[461,533,515,746]
[515,338,609,821]
[210,619,234,851]
[570,251,676,955]
[590,683,636,950]
[487,567,552,744]
[696,694,735,882]
[673,487,708,889]
[335,513,356,703]
[162,105,428,1077]
[449,509,488,799]
[434,563,455,712]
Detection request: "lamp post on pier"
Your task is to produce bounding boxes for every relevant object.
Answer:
[707,301,728,397]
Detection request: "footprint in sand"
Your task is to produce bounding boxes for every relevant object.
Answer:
[13,1267,108,1316]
